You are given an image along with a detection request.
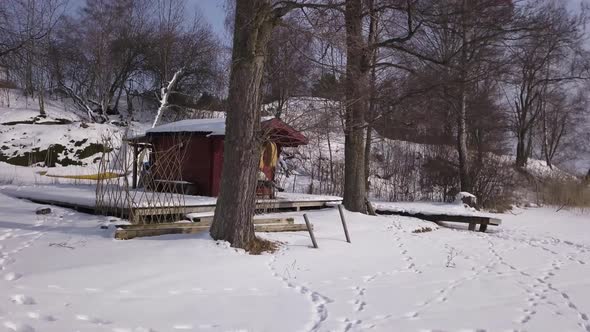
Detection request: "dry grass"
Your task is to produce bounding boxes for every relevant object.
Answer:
[541,179,590,211]
[247,237,280,255]
[412,226,434,233]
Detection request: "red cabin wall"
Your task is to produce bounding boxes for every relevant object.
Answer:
[151,135,214,196]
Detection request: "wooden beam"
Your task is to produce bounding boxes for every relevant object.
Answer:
[132,144,139,189]
[115,221,309,240]
[188,216,295,225]
[254,223,310,232]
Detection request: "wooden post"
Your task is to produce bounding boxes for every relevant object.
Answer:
[468,223,476,231]
[338,204,351,243]
[303,214,318,248]
[479,221,488,233]
[132,144,139,189]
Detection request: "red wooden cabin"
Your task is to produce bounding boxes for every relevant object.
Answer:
[129,117,307,197]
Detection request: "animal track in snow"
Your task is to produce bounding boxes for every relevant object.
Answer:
[267,247,332,332]
[10,294,36,305]
[339,317,363,332]
[352,286,366,296]
[349,299,366,312]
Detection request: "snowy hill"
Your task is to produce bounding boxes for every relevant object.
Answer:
[0,91,149,169]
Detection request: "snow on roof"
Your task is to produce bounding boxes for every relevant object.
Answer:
[147,118,227,135]
[146,117,276,136]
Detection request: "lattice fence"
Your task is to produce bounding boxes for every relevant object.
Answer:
[95,131,191,224]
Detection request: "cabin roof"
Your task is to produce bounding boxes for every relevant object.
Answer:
[130,117,308,147]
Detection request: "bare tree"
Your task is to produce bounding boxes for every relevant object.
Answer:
[506,0,589,168]
[0,0,64,58]
[263,18,313,118]
[537,87,587,169]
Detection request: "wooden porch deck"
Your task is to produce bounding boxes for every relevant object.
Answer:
[0,185,341,221]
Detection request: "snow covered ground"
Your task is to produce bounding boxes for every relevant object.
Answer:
[0,191,589,332]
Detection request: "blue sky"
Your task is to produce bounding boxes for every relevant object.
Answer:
[191,1,229,44]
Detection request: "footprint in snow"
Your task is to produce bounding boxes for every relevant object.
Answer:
[404,311,418,319]
[26,312,56,322]
[3,321,35,332]
[0,233,12,241]
[76,314,111,325]
[4,272,22,281]
[172,324,193,330]
[10,294,36,305]
[84,287,102,293]
[198,324,219,329]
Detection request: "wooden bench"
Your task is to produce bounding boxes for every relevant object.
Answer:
[375,210,501,232]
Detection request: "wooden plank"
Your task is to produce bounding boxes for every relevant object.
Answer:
[255,218,294,225]
[118,218,295,230]
[375,209,501,227]
[254,223,310,232]
[133,200,334,217]
[115,225,208,240]
[115,221,309,239]
[489,218,502,226]
[188,216,294,225]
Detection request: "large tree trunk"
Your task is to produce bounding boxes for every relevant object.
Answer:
[210,0,274,250]
[343,0,368,213]
[515,129,527,168]
[38,89,46,117]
